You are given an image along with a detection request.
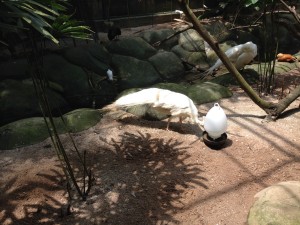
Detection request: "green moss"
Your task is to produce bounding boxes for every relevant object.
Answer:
[188,82,233,104]
[0,108,102,150]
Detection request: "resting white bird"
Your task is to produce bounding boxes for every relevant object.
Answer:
[206,41,257,75]
[114,88,202,130]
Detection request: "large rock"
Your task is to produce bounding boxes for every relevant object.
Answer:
[148,51,185,80]
[43,54,98,107]
[155,82,232,105]
[0,79,69,126]
[248,61,299,75]
[62,43,111,76]
[111,54,162,90]
[105,37,157,60]
[187,82,233,104]
[172,45,209,70]
[208,69,260,86]
[92,79,118,106]
[204,20,232,43]
[179,29,205,52]
[248,181,300,225]
[140,28,178,50]
[0,108,102,150]
[0,58,29,80]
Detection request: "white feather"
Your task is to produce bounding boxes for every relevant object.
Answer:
[107,69,113,80]
[206,41,257,75]
[115,88,202,125]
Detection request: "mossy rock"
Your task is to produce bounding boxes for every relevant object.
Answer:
[204,20,232,43]
[62,44,111,76]
[172,45,209,70]
[106,37,157,60]
[111,54,162,91]
[248,181,300,225]
[148,51,185,80]
[140,28,178,50]
[62,108,103,133]
[208,69,260,86]
[0,79,69,126]
[92,80,118,107]
[155,82,232,104]
[187,82,233,104]
[0,58,29,81]
[247,61,299,75]
[0,108,102,150]
[179,29,205,52]
[153,82,190,95]
[0,117,53,150]
[43,54,97,107]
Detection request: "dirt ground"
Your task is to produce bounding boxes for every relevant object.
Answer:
[1,21,300,224]
[1,67,300,225]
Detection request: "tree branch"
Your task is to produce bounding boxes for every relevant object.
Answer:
[177,0,300,119]
[279,0,300,24]
[177,0,275,110]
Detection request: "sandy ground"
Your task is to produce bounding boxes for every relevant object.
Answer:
[1,21,300,224]
[1,67,300,225]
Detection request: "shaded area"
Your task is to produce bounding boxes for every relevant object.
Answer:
[0,163,66,225]
[79,131,208,224]
[181,100,300,217]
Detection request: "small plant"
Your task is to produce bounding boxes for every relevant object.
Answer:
[0,0,95,201]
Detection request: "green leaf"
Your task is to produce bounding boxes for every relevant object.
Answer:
[244,0,259,7]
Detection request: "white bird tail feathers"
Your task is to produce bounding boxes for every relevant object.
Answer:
[113,88,202,126]
[205,41,257,76]
[115,88,160,107]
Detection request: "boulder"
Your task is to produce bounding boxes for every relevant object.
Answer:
[248,61,299,75]
[179,29,205,52]
[0,108,102,150]
[105,37,157,60]
[204,20,232,43]
[92,79,118,106]
[148,51,185,80]
[248,181,300,225]
[208,69,260,86]
[0,58,29,80]
[62,43,111,76]
[155,82,232,105]
[172,45,209,70]
[111,54,162,91]
[0,79,69,126]
[140,28,178,50]
[187,82,233,104]
[43,54,97,107]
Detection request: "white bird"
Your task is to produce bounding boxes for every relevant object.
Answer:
[107,69,113,81]
[206,41,257,75]
[114,88,203,130]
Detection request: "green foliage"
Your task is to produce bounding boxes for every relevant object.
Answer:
[200,0,275,20]
[0,0,93,45]
[52,14,93,40]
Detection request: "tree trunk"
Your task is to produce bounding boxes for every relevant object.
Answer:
[178,0,300,120]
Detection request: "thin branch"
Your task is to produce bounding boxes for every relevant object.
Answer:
[178,0,300,119]
[279,0,300,24]
[152,21,192,47]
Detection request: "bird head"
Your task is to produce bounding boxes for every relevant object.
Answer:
[277,53,283,58]
[106,69,113,81]
[242,42,257,56]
